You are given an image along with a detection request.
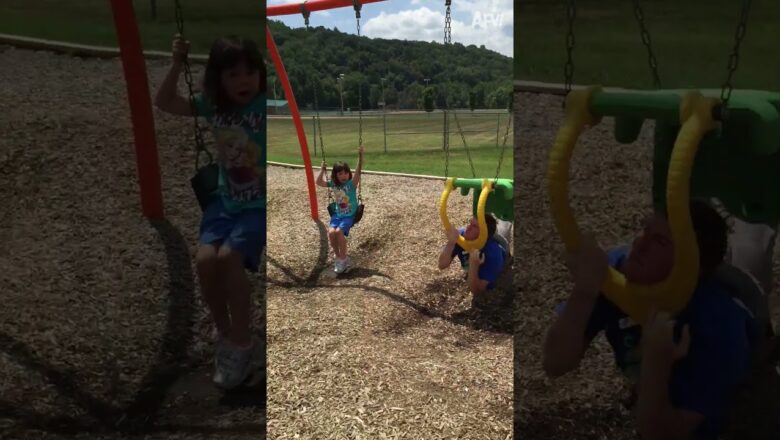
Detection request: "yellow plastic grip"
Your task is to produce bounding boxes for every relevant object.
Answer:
[548,88,717,324]
[440,178,493,251]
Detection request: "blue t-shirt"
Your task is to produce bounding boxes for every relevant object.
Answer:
[328,179,358,219]
[451,228,507,289]
[193,93,266,213]
[559,247,754,439]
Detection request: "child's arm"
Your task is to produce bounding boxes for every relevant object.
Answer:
[352,145,364,187]
[316,161,329,187]
[154,34,194,116]
[438,226,461,270]
[542,236,606,377]
[466,249,490,294]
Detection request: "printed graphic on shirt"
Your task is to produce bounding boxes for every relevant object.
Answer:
[214,127,264,203]
[332,184,353,217]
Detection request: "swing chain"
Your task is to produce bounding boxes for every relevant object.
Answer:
[313,81,325,157]
[721,0,752,107]
[301,2,311,29]
[493,114,512,182]
[353,1,364,149]
[443,1,452,178]
[444,125,450,178]
[633,0,661,89]
[442,1,475,179]
[444,0,452,45]
[563,0,576,97]
[354,0,364,202]
[173,0,211,169]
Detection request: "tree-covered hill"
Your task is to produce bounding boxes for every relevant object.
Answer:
[267,20,513,111]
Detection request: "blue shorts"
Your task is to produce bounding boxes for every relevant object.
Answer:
[329,215,355,237]
[199,198,265,272]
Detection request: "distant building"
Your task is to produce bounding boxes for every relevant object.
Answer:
[267,99,289,115]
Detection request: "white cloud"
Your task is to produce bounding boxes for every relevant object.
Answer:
[362,5,512,57]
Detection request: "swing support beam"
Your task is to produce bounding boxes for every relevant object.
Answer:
[267,0,385,16]
[108,0,164,220]
[267,26,319,220]
[266,0,386,221]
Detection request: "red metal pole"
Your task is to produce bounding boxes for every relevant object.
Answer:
[266,25,319,221]
[267,0,385,16]
[108,0,164,220]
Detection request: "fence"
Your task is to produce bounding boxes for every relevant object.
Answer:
[270,109,512,156]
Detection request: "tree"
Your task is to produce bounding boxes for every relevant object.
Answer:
[469,91,477,111]
[422,87,435,112]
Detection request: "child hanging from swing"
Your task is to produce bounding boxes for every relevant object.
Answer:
[316,145,364,274]
[154,34,265,390]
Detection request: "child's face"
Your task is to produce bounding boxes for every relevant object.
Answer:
[463,217,480,241]
[623,213,675,284]
[336,170,350,184]
[220,61,260,106]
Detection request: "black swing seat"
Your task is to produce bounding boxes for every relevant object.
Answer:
[328,204,365,224]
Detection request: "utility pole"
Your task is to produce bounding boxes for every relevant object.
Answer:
[381,77,387,153]
[338,73,345,116]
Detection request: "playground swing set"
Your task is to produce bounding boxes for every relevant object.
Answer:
[547,0,780,329]
[437,0,513,252]
[268,0,513,252]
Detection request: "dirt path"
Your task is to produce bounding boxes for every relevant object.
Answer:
[513,90,780,439]
[266,166,513,439]
[0,47,263,439]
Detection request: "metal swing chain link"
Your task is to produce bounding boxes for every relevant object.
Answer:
[443,0,452,178]
[354,0,363,202]
[301,1,311,29]
[173,0,210,170]
[313,82,325,157]
[493,114,512,182]
[444,0,452,45]
[563,0,576,97]
[451,110,476,178]
[443,1,475,178]
[721,0,752,107]
[633,0,661,89]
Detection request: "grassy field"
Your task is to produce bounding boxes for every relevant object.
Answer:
[516,0,780,90]
[0,0,264,52]
[268,111,513,178]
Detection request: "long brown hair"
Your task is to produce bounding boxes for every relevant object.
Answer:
[202,36,266,113]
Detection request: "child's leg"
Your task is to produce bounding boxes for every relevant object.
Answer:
[336,230,348,258]
[328,227,343,259]
[217,246,253,347]
[196,244,231,337]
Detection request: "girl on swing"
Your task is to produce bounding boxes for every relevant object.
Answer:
[155,34,265,390]
[316,145,364,274]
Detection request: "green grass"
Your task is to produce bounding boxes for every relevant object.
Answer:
[516,0,780,90]
[269,111,513,178]
[0,0,265,52]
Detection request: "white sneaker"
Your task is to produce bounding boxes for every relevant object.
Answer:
[342,256,352,273]
[334,258,346,274]
[213,338,261,390]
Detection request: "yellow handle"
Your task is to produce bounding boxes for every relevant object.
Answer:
[548,88,717,324]
[440,178,493,251]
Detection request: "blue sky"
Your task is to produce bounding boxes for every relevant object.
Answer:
[266,0,513,58]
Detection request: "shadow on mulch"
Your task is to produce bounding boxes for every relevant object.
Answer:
[266,219,330,288]
[0,220,265,437]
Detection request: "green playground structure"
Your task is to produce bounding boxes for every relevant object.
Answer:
[453,178,514,222]
[589,89,780,225]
